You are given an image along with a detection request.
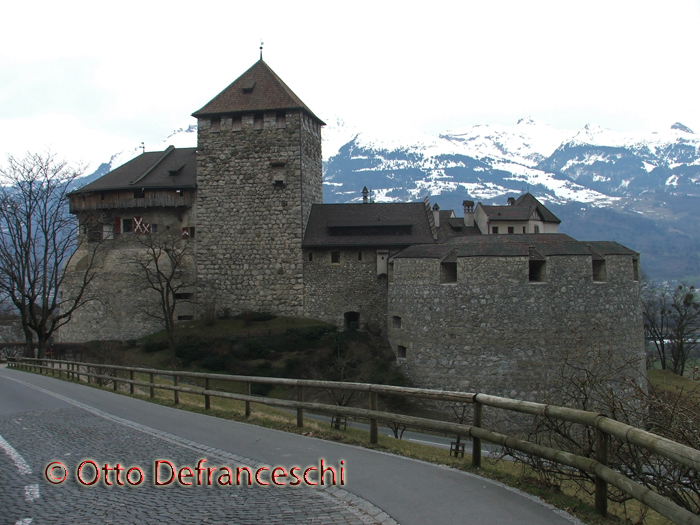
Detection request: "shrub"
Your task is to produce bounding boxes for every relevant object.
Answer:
[142,340,169,354]
[201,355,227,372]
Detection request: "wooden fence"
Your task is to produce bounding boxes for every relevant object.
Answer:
[7,357,700,525]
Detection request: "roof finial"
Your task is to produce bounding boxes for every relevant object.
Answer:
[260,39,264,60]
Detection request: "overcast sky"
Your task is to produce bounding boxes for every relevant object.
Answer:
[2,0,699,172]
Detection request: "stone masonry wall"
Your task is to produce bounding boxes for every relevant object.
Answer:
[60,208,197,343]
[196,110,322,317]
[303,248,390,334]
[388,254,645,425]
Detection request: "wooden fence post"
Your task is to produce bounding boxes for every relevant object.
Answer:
[369,391,378,444]
[472,401,483,468]
[113,370,118,391]
[595,429,609,517]
[57,362,61,379]
[245,382,251,417]
[296,386,304,428]
[173,375,179,404]
[205,378,211,410]
[149,373,155,398]
[51,361,55,376]
[130,370,134,394]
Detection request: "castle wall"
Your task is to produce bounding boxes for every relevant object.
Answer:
[303,248,390,333]
[196,110,322,316]
[388,254,645,419]
[60,208,197,342]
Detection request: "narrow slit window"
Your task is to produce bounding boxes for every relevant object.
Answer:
[397,346,407,359]
[174,293,194,300]
[633,258,639,281]
[308,252,313,262]
[331,251,340,264]
[358,251,362,261]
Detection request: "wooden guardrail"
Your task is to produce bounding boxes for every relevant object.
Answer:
[7,357,700,525]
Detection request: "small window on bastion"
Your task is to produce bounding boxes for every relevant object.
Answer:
[392,316,402,329]
[397,346,407,359]
[529,260,546,282]
[592,260,607,282]
[308,252,313,262]
[440,262,457,283]
[331,252,340,264]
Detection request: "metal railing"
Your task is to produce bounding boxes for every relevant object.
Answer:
[7,357,700,525]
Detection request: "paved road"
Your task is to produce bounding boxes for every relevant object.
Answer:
[0,366,581,525]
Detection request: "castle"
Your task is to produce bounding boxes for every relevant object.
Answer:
[63,59,645,400]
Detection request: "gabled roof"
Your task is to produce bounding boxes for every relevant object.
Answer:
[71,147,197,193]
[192,60,324,124]
[480,193,561,224]
[303,203,436,247]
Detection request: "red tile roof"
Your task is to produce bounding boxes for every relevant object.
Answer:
[192,60,324,124]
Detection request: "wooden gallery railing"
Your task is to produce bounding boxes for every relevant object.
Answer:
[7,357,700,525]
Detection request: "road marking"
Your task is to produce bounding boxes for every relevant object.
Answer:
[0,434,32,474]
[407,438,450,448]
[15,519,33,525]
[24,484,40,502]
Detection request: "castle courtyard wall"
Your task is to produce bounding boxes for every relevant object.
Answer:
[387,254,645,422]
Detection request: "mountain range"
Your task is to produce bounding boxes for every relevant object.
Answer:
[82,118,700,283]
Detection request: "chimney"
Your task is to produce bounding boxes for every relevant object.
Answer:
[463,200,475,227]
[362,186,369,204]
[507,197,515,206]
[432,203,440,228]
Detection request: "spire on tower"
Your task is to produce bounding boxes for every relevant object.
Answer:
[260,39,264,60]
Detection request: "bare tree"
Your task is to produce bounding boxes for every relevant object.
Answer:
[130,231,195,362]
[644,282,700,376]
[0,152,100,358]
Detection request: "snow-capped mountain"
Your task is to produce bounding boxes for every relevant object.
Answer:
[80,118,700,282]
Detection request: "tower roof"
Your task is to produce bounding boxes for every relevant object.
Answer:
[192,60,324,124]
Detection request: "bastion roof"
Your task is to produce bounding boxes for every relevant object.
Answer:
[71,147,197,193]
[192,60,324,124]
[391,234,638,259]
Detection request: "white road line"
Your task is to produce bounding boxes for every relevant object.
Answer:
[0,434,32,474]
[407,438,451,448]
[24,483,40,502]
[15,519,33,525]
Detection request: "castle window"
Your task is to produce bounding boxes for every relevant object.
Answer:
[100,192,105,201]
[331,251,340,264]
[232,116,242,131]
[388,261,394,283]
[254,113,264,130]
[122,218,133,233]
[182,227,196,240]
[174,293,193,300]
[178,315,194,321]
[522,227,526,233]
[308,252,313,262]
[210,117,221,132]
[529,260,546,282]
[392,316,402,329]
[492,226,499,234]
[358,251,362,261]
[440,262,457,283]
[534,225,540,234]
[134,189,145,199]
[508,227,514,234]
[344,311,360,329]
[397,345,407,359]
[276,111,286,128]
[592,260,607,282]
[102,223,114,240]
[150,224,158,234]
[633,258,639,281]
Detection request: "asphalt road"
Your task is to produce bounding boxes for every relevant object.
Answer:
[0,366,581,525]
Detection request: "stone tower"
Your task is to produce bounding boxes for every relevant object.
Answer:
[192,60,324,315]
